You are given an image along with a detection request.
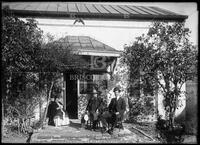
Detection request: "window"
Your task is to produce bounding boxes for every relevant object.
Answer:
[79,74,93,94]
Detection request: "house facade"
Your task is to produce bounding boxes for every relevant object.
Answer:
[3,2,194,123]
[59,36,121,119]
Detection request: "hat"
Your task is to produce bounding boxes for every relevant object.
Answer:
[92,89,98,94]
[92,88,101,95]
[113,86,121,92]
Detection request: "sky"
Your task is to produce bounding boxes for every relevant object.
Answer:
[33,2,198,51]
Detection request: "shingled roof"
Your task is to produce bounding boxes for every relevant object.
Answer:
[57,36,121,57]
[2,2,188,21]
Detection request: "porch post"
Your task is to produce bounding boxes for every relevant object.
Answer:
[77,79,80,97]
[77,78,80,119]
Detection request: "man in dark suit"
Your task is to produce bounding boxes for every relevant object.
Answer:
[86,88,103,131]
[100,86,126,134]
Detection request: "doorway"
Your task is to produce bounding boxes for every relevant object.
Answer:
[65,73,78,119]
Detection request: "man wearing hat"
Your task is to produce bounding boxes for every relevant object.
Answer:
[100,86,126,134]
[86,88,103,131]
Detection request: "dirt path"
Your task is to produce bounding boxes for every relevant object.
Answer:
[30,120,159,143]
[3,120,196,143]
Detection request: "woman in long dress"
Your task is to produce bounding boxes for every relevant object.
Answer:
[54,98,69,126]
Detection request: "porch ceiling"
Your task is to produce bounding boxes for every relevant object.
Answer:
[2,2,188,21]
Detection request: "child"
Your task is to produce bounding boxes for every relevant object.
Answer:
[81,111,89,128]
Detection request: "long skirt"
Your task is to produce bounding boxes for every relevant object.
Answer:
[54,109,70,127]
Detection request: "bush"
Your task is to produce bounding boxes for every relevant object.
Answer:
[156,115,185,143]
[128,95,155,122]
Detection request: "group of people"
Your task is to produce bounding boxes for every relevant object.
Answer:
[46,85,129,135]
[46,97,69,127]
[85,86,128,135]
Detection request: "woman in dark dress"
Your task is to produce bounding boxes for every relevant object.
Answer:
[47,97,58,126]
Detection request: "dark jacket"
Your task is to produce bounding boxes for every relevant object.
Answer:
[108,97,126,118]
[86,97,102,113]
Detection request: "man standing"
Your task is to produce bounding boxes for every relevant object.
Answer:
[100,86,126,134]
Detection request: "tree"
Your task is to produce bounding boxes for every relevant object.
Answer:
[2,7,44,135]
[2,7,88,135]
[121,22,198,130]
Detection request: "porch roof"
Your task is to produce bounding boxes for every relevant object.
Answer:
[58,36,121,57]
[2,2,188,22]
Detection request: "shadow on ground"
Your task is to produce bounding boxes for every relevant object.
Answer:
[69,121,82,129]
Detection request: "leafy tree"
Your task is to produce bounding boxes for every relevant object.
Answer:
[2,7,88,135]
[2,7,45,134]
[121,22,198,130]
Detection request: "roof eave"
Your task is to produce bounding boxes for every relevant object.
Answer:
[73,50,121,57]
[5,9,188,22]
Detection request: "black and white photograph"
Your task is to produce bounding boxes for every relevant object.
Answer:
[1,1,198,143]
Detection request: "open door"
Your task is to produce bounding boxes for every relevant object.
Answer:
[65,73,78,119]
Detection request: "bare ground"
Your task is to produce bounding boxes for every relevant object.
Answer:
[1,120,197,143]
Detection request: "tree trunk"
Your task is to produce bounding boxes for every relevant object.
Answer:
[2,74,12,137]
[169,110,175,130]
[38,73,42,121]
[169,85,178,129]
[39,98,42,120]
[40,81,54,129]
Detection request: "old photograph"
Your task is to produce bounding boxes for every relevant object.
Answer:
[1,1,198,143]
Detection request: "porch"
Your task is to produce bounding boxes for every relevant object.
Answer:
[58,36,121,119]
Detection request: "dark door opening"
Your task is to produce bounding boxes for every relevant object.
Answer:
[65,73,78,119]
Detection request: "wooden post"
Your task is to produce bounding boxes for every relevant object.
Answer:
[77,78,80,119]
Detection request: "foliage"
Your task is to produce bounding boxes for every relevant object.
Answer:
[2,8,45,134]
[2,9,43,74]
[128,95,155,122]
[156,115,185,143]
[121,21,197,127]
[2,8,88,135]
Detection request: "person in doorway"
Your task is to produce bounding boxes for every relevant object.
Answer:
[100,86,126,134]
[86,88,103,131]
